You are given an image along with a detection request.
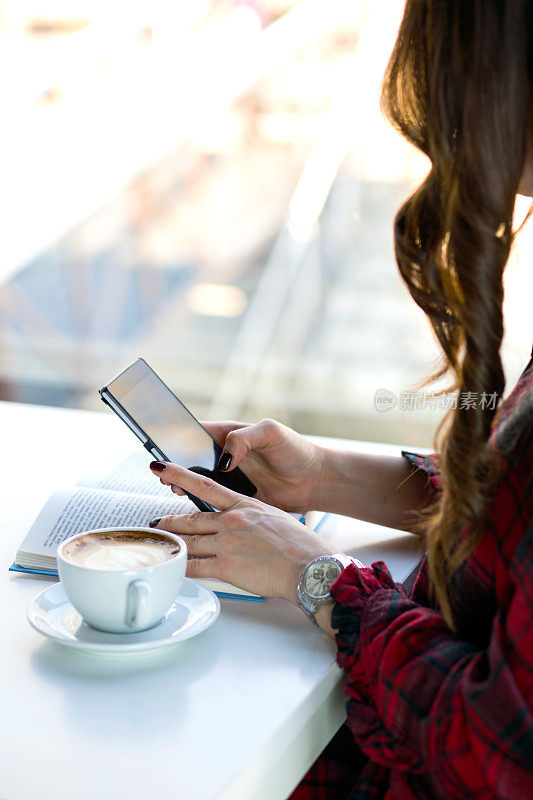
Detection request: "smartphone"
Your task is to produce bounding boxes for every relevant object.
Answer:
[99,358,257,512]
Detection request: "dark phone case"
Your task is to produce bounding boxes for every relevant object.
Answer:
[188,465,256,496]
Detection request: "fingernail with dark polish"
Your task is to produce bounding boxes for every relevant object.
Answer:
[218,451,232,471]
[149,517,162,528]
[150,461,166,472]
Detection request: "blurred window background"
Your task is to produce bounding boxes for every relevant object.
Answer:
[1,0,531,446]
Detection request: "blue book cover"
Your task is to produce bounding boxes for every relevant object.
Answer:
[9,561,265,602]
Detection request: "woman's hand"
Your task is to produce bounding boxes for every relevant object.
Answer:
[149,461,336,602]
[202,418,327,514]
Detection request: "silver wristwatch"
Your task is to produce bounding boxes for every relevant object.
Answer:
[296,554,357,626]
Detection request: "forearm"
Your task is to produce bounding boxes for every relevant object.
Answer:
[313,449,434,532]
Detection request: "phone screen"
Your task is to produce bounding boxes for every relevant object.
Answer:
[102,359,256,497]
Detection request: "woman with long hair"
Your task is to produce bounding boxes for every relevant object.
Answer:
[148,1,533,796]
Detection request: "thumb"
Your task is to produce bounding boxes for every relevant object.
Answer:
[217,419,282,471]
[217,428,251,471]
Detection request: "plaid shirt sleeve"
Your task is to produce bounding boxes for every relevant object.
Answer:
[401,450,441,490]
[330,529,533,798]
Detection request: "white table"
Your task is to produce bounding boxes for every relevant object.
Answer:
[0,401,422,800]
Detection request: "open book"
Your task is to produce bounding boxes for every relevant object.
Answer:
[10,451,319,601]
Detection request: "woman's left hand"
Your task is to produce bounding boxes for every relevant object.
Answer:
[149,462,337,603]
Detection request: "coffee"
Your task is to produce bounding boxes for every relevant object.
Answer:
[62,530,180,571]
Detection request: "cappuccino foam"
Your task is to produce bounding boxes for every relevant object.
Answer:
[62,531,180,570]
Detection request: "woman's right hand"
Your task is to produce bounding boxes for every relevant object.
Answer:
[165,418,434,529]
[200,419,327,513]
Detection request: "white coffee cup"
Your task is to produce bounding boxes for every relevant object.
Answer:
[57,527,187,633]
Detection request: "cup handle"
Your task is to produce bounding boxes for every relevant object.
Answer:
[125,580,152,629]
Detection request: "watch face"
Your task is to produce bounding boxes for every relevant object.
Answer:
[303,560,341,599]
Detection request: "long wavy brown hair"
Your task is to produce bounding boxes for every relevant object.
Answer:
[382,0,531,626]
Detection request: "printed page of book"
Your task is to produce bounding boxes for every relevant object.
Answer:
[78,451,174,498]
[17,486,192,561]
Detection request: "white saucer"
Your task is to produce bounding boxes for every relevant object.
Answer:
[27,578,220,656]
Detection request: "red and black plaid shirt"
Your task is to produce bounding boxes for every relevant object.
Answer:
[291,350,533,800]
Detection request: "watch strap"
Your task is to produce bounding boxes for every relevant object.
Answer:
[296,582,321,626]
